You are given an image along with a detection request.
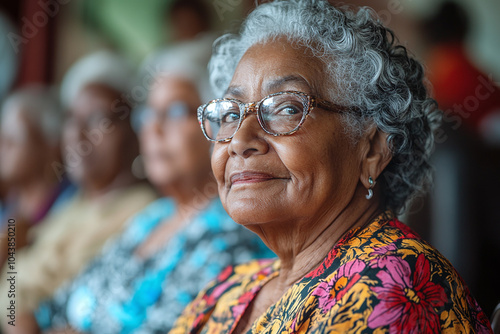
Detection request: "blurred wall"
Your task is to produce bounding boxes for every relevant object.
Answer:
[53,0,250,83]
[402,0,500,76]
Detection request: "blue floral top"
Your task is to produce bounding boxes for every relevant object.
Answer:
[35,197,274,333]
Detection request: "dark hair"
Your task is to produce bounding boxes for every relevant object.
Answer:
[167,0,211,31]
[423,1,470,45]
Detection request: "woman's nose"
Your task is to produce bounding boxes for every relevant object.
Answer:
[227,113,269,158]
[143,115,164,137]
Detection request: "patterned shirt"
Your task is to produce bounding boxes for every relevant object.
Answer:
[35,197,274,333]
[170,212,493,333]
[1,183,156,314]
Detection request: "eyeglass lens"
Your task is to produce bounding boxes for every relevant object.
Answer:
[202,92,308,140]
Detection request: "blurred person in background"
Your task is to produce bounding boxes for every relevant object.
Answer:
[0,86,75,266]
[167,0,212,42]
[0,11,18,229]
[423,1,500,142]
[420,1,500,317]
[0,11,18,103]
[0,119,5,241]
[24,45,274,334]
[0,185,5,223]
[0,179,5,216]
[142,0,217,83]
[0,79,157,333]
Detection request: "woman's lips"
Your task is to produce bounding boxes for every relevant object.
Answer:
[230,172,279,185]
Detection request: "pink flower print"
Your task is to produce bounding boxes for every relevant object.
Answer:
[368,254,447,333]
[312,259,366,313]
[370,244,397,256]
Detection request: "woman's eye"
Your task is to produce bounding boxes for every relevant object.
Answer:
[274,104,301,116]
[221,111,240,123]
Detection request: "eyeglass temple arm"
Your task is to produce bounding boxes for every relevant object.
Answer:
[316,98,358,114]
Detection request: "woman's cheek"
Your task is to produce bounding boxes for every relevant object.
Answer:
[211,144,228,187]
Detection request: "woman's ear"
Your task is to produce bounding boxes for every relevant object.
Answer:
[359,125,392,189]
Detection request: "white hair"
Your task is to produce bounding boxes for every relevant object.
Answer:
[208,0,441,213]
[140,34,215,103]
[1,85,62,145]
[60,50,136,108]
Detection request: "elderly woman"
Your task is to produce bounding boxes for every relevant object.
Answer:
[28,47,273,334]
[0,86,75,263]
[0,81,157,334]
[170,1,493,333]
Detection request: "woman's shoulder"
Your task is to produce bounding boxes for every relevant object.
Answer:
[205,258,278,297]
[170,258,278,333]
[120,197,174,241]
[362,216,455,268]
[310,215,493,333]
[346,216,468,290]
[345,214,448,261]
[187,257,278,303]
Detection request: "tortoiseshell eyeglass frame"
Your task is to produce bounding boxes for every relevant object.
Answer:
[197,90,353,143]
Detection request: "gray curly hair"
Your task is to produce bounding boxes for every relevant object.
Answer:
[208,0,441,214]
[1,85,62,146]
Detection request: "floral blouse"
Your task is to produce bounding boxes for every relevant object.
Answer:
[35,198,274,334]
[170,212,492,333]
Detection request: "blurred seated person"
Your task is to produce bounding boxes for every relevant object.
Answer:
[422,1,500,142]
[1,81,157,334]
[0,11,18,103]
[422,1,500,315]
[0,147,5,246]
[0,117,3,220]
[167,0,212,42]
[0,179,5,214]
[0,86,75,266]
[27,49,274,334]
[142,0,216,81]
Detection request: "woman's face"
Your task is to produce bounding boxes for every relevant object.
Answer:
[211,39,364,228]
[0,108,47,184]
[140,77,211,191]
[63,84,132,190]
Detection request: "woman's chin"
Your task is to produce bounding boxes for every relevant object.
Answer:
[147,174,177,190]
[225,199,286,227]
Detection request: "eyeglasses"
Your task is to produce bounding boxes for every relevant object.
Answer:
[197,90,350,142]
[65,110,123,131]
[132,101,193,132]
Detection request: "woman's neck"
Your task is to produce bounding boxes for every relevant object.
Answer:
[162,172,217,218]
[83,171,139,200]
[12,175,59,220]
[254,195,384,295]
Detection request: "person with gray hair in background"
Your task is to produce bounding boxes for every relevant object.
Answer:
[17,42,274,334]
[0,86,75,267]
[170,1,492,332]
[0,53,157,334]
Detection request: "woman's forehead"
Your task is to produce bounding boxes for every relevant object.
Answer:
[149,77,199,107]
[225,74,316,99]
[71,88,116,116]
[228,40,327,98]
